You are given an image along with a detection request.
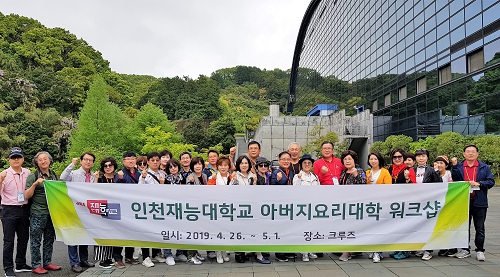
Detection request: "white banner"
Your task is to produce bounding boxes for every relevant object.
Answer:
[45,181,470,252]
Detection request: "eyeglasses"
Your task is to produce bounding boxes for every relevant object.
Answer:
[138,162,147,166]
[82,158,94,162]
[258,164,269,168]
[103,163,113,168]
[169,165,178,169]
[9,156,23,160]
[392,155,403,159]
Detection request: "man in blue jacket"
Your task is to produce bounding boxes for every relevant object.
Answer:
[451,145,495,261]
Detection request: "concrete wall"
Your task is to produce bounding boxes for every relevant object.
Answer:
[251,109,372,163]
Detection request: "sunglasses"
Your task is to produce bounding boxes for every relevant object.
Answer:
[258,164,269,168]
[103,163,114,168]
[392,155,403,159]
[138,162,147,166]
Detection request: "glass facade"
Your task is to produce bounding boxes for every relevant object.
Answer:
[289,0,500,141]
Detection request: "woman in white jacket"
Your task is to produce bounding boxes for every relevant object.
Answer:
[293,155,319,261]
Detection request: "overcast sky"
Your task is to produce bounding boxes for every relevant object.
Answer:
[2,0,309,78]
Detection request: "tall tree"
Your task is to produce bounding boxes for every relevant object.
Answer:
[68,76,126,160]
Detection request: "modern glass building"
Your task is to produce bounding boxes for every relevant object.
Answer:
[288,0,500,141]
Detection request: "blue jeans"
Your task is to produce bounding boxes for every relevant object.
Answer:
[30,214,56,268]
[68,245,88,267]
[468,200,487,252]
[162,249,173,257]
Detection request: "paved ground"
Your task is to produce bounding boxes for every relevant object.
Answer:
[3,188,500,277]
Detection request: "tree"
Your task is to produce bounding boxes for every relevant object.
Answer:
[68,76,127,162]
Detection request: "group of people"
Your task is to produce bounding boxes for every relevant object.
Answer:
[0,140,495,276]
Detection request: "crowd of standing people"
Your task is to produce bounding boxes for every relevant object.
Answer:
[0,140,495,276]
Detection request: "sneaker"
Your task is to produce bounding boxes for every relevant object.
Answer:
[476,251,485,261]
[309,253,318,259]
[447,249,458,257]
[187,256,202,265]
[142,257,154,268]
[302,253,310,262]
[43,264,61,271]
[207,251,217,259]
[152,255,166,263]
[80,261,94,268]
[165,256,175,266]
[31,266,48,275]
[195,253,205,261]
[114,261,126,269]
[98,261,112,269]
[257,258,271,264]
[455,249,470,259]
[216,251,224,264]
[393,251,410,260]
[71,265,83,273]
[223,253,230,262]
[415,251,424,257]
[339,252,351,261]
[373,252,381,263]
[125,258,139,265]
[275,254,288,262]
[4,269,16,277]
[14,265,32,273]
[422,251,433,261]
[176,254,188,262]
[438,249,449,256]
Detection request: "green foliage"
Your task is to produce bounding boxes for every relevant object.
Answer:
[141,126,203,159]
[370,135,413,164]
[68,76,127,158]
[302,127,339,157]
[205,115,236,154]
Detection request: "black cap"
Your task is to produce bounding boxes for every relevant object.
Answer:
[8,147,23,158]
[299,154,315,165]
[255,156,271,166]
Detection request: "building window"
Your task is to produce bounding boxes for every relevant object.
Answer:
[416,77,426,93]
[438,64,451,84]
[372,100,378,111]
[399,86,407,100]
[384,94,391,107]
[467,48,484,73]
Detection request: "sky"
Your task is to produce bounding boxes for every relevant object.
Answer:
[1,0,310,78]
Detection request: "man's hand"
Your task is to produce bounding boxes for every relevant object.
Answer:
[71,158,79,166]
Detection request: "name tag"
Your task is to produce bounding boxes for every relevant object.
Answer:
[17,191,25,203]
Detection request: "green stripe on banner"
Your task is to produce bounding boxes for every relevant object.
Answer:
[427,181,469,246]
[94,239,425,252]
[44,181,87,237]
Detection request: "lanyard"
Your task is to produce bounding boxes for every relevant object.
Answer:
[464,166,476,182]
[12,171,25,194]
[322,158,337,177]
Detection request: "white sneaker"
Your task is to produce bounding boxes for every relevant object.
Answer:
[421,251,432,261]
[165,256,175,266]
[415,251,424,257]
[195,253,205,261]
[152,255,166,263]
[302,253,310,262]
[476,251,485,261]
[216,251,224,264]
[142,257,154,268]
[223,252,230,262]
[176,254,188,262]
[309,253,318,259]
[373,252,381,263]
[339,252,351,261]
[455,249,471,259]
[187,256,202,265]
